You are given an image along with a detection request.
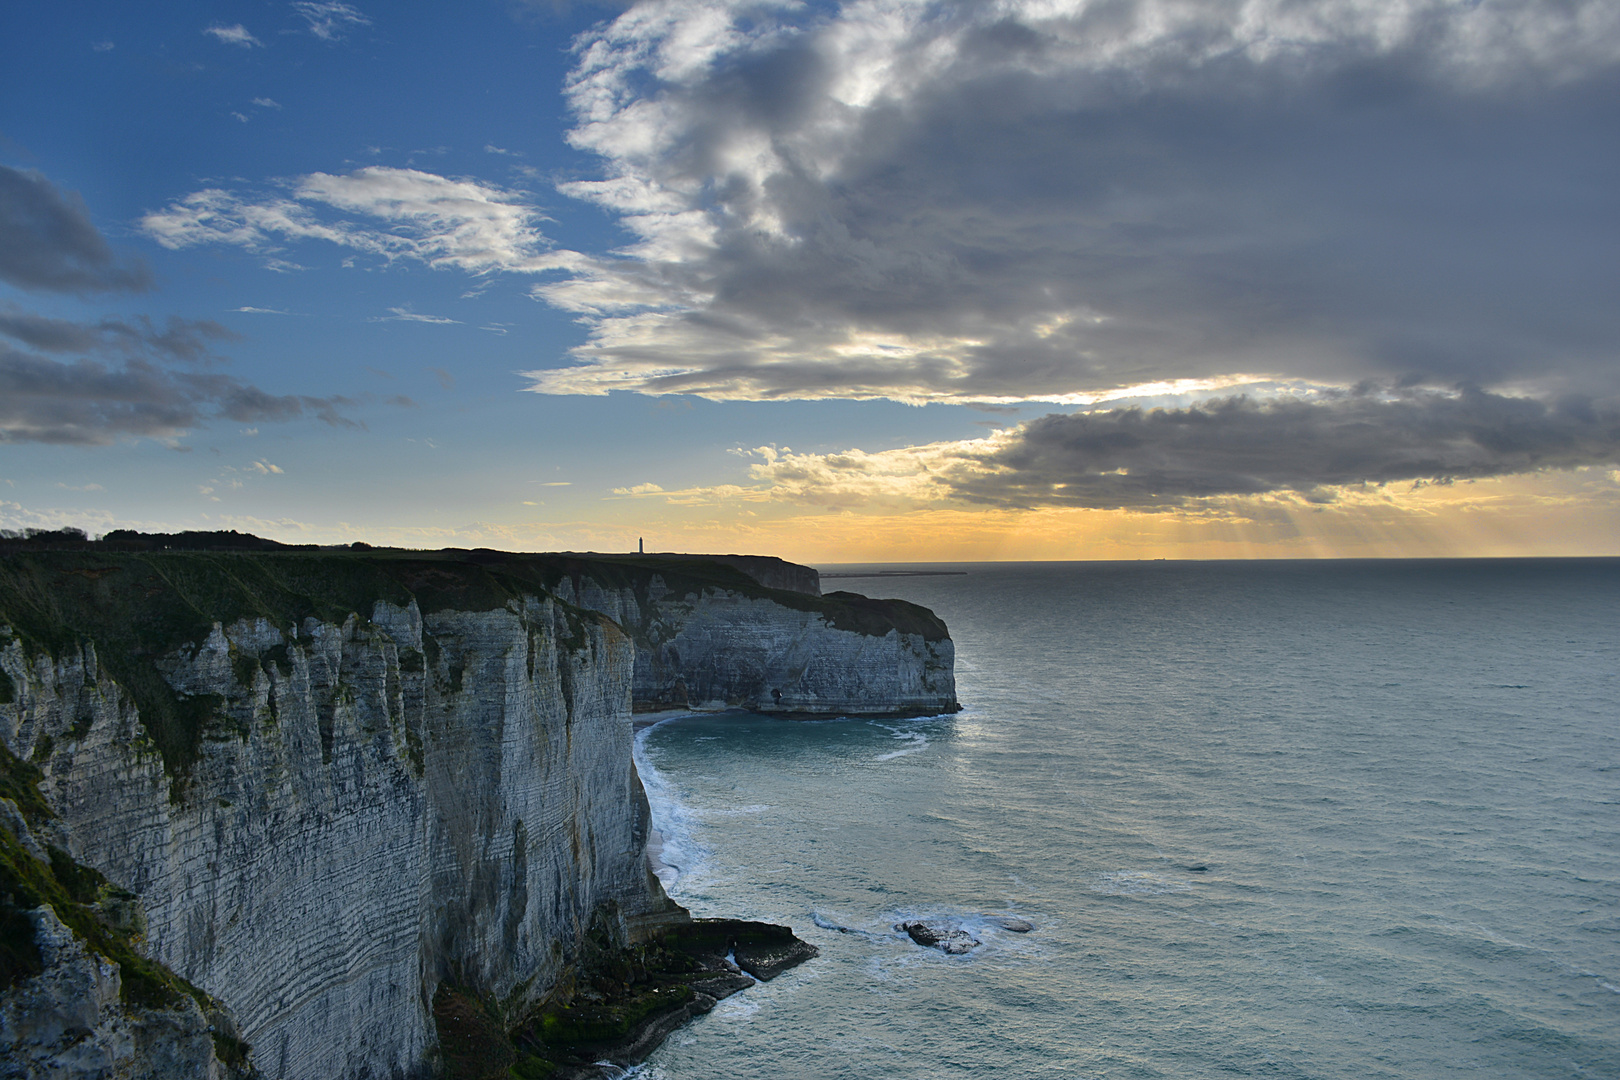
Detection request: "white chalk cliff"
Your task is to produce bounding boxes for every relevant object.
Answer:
[0,547,957,1079]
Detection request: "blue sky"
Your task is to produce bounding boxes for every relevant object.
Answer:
[4,1,1619,560]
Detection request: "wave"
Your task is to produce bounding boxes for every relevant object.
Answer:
[632,718,711,897]
[870,719,935,761]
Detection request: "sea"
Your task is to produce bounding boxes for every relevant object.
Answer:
[629,560,1620,1080]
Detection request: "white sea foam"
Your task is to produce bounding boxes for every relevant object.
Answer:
[632,718,711,896]
[871,720,932,761]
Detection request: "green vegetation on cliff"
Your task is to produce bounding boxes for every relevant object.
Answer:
[0,743,252,1069]
[0,533,948,781]
[433,915,817,1080]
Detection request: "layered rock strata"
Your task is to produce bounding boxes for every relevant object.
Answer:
[552,569,956,717]
[0,553,677,1079]
[0,543,958,1079]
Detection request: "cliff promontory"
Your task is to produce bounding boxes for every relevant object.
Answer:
[0,537,957,1079]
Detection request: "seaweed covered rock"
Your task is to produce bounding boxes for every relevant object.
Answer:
[495,918,816,1080]
[896,920,980,955]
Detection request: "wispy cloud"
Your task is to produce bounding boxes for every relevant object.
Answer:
[252,97,282,110]
[203,24,262,48]
[0,342,360,446]
[292,2,371,42]
[0,306,239,364]
[371,306,460,324]
[142,166,580,276]
[0,168,356,447]
[232,306,298,315]
[609,482,663,497]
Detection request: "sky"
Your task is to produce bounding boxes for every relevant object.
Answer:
[2,0,1618,562]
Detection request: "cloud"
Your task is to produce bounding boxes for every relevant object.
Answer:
[204,24,262,47]
[232,305,297,315]
[92,41,114,53]
[252,97,282,109]
[610,482,664,496]
[0,166,150,294]
[371,306,460,324]
[511,0,1620,406]
[709,389,1620,511]
[0,307,239,363]
[292,2,371,42]
[0,342,360,446]
[0,168,361,447]
[428,367,455,389]
[142,166,580,276]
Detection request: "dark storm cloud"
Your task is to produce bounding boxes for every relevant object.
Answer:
[529,0,1620,404]
[947,391,1620,510]
[0,166,150,294]
[0,343,359,445]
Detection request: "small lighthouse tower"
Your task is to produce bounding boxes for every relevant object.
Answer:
[639,537,644,554]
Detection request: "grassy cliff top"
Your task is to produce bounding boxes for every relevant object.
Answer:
[0,533,950,780]
[0,533,948,649]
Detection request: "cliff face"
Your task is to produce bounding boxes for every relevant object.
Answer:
[0,552,674,1080]
[554,570,956,717]
[0,545,956,1079]
[0,895,233,1080]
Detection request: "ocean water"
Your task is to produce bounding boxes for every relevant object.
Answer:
[631,560,1620,1080]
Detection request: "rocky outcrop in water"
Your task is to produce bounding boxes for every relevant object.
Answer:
[896,920,980,954]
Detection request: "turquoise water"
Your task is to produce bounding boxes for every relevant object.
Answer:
[632,560,1620,1079]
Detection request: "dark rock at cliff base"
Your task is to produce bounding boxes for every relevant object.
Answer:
[896,920,980,954]
[736,937,821,981]
[508,918,817,1080]
[689,966,756,1001]
[665,918,821,981]
[985,915,1035,933]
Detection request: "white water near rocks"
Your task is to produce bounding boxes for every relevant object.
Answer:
[632,560,1620,1079]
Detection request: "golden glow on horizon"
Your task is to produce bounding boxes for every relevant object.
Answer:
[265,467,1620,563]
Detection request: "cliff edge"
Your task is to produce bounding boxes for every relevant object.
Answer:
[0,538,957,1079]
